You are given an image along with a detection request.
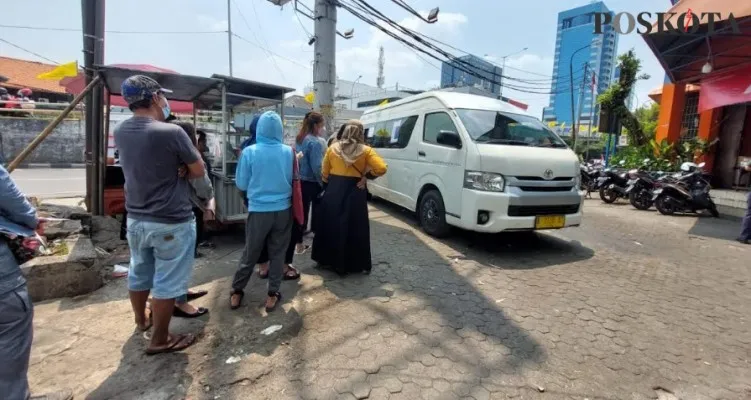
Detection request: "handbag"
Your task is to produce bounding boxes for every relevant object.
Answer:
[291,149,305,225]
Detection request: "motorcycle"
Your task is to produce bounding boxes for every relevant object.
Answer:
[579,162,601,198]
[623,159,669,210]
[596,160,630,203]
[652,162,719,217]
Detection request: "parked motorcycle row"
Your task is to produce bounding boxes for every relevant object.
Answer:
[579,159,720,218]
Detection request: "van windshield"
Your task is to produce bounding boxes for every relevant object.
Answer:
[455,109,568,148]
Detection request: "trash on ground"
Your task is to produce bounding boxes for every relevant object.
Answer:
[225,356,242,364]
[112,264,129,278]
[260,325,283,335]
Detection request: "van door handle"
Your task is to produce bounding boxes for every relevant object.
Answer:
[418,151,426,157]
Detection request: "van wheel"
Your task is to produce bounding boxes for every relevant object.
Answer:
[419,190,450,238]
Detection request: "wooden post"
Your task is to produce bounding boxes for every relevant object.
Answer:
[6,75,102,173]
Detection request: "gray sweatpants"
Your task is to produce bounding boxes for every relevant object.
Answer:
[232,209,293,294]
[0,285,33,400]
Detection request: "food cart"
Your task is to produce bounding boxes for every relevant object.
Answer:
[96,66,294,224]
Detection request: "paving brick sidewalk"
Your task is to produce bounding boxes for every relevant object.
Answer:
[28,200,751,399]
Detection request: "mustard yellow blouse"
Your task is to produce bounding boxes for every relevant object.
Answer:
[322,146,388,183]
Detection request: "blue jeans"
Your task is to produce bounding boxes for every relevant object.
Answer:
[0,285,33,400]
[126,217,196,299]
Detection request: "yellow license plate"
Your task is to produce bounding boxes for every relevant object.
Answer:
[534,215,565,229]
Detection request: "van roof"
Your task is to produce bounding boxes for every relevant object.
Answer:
[362,91,534,117]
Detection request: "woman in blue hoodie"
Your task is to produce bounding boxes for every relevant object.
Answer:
[231,111,297,312]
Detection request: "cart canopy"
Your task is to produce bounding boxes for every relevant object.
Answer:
[97,65,221,109]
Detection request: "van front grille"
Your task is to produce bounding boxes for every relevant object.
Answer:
[508,204,580,217]
[517,186,574,192]
[514,176,573,182]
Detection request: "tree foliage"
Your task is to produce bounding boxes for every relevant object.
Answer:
[597,49,651,147]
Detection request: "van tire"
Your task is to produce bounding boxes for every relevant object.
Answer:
[419,190,451,238]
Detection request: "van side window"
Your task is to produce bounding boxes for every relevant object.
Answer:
[423,112,459,146]
[391,115,418,148]
[366,115,418,149]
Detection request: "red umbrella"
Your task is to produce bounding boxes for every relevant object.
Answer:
[60,64,195,113]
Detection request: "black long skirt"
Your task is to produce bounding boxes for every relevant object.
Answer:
[312,174,372,274]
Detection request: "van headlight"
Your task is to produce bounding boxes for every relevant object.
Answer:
[464,171,505,192]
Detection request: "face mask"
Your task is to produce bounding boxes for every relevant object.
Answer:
[161,100,171,120]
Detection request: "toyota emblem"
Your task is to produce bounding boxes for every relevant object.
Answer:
[543,169,554,180]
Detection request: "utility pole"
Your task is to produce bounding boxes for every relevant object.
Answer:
[585,71,597,163]
[227,0,234,76]
[81,0,105,215]
[573,63,588,152]
[498,47,527,99]
[313,0,337,133]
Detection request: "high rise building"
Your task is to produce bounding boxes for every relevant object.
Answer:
[440,55,503,95]
[542,2,619,134]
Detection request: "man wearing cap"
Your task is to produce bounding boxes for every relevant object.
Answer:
[115,75,205,354]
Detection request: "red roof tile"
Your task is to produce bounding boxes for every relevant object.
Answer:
[0,56,72,94]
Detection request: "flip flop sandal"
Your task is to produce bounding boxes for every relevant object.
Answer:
[284,266,301,281]
[265,292,282,313]
[230,289,245,310]
[138,302,153,332]
[173,306,209,319]
[186,290,209,301]
[145,333,197,356]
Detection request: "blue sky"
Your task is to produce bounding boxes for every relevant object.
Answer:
[1,0,665,118]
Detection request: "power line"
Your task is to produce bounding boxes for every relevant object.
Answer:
[232,33,312,70]
[232,0,287,82]
[0,24,225,34]
[337,0,564,95]
[0,38,59,64]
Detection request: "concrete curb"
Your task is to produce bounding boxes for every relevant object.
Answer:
[20,163,86,169]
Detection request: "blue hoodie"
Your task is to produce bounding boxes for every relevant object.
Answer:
[235,111,293,212]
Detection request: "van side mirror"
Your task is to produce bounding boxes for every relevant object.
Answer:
[437,130,462,149]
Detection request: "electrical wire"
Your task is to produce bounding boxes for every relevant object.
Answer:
[0,24,225,34]
[336,0,563,95]
[0,38,59,64]
[341,0,567,93]
[231,0,288,82]
[232,33,312,70]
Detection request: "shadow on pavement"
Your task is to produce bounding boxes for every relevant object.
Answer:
[296,211,551,397]
[86,332,192,400]
[369,198,595,270]
[688,214,742,241]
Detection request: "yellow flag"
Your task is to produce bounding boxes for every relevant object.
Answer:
[560,122,566,130]
[304,92,315,103]
[36,61,78,80]
[379,98,389,106]
[547,121,557,128]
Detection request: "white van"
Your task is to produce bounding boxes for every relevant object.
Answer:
[361,91,583,237]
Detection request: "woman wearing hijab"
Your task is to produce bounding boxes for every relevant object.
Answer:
[312,120,387,275]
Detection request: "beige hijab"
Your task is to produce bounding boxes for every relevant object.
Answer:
[331,120,366,167]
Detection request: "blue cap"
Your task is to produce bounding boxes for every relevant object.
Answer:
[120,75,172,106]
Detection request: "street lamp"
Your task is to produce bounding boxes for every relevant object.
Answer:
[569,40,599,145]
[350,75,362,110]
[498,47,527,99]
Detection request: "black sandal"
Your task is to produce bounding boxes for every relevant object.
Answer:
[284,266,301,280]
[173,306,209,318]
[265,291,282,313]
[186,290,208,301]
[230,289,244,310]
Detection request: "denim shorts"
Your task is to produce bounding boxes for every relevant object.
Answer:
[126,217,196,299]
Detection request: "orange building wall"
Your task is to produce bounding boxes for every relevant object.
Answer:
[655,83,686,144]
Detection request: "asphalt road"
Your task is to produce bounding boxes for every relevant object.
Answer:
[10,168,86,198]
